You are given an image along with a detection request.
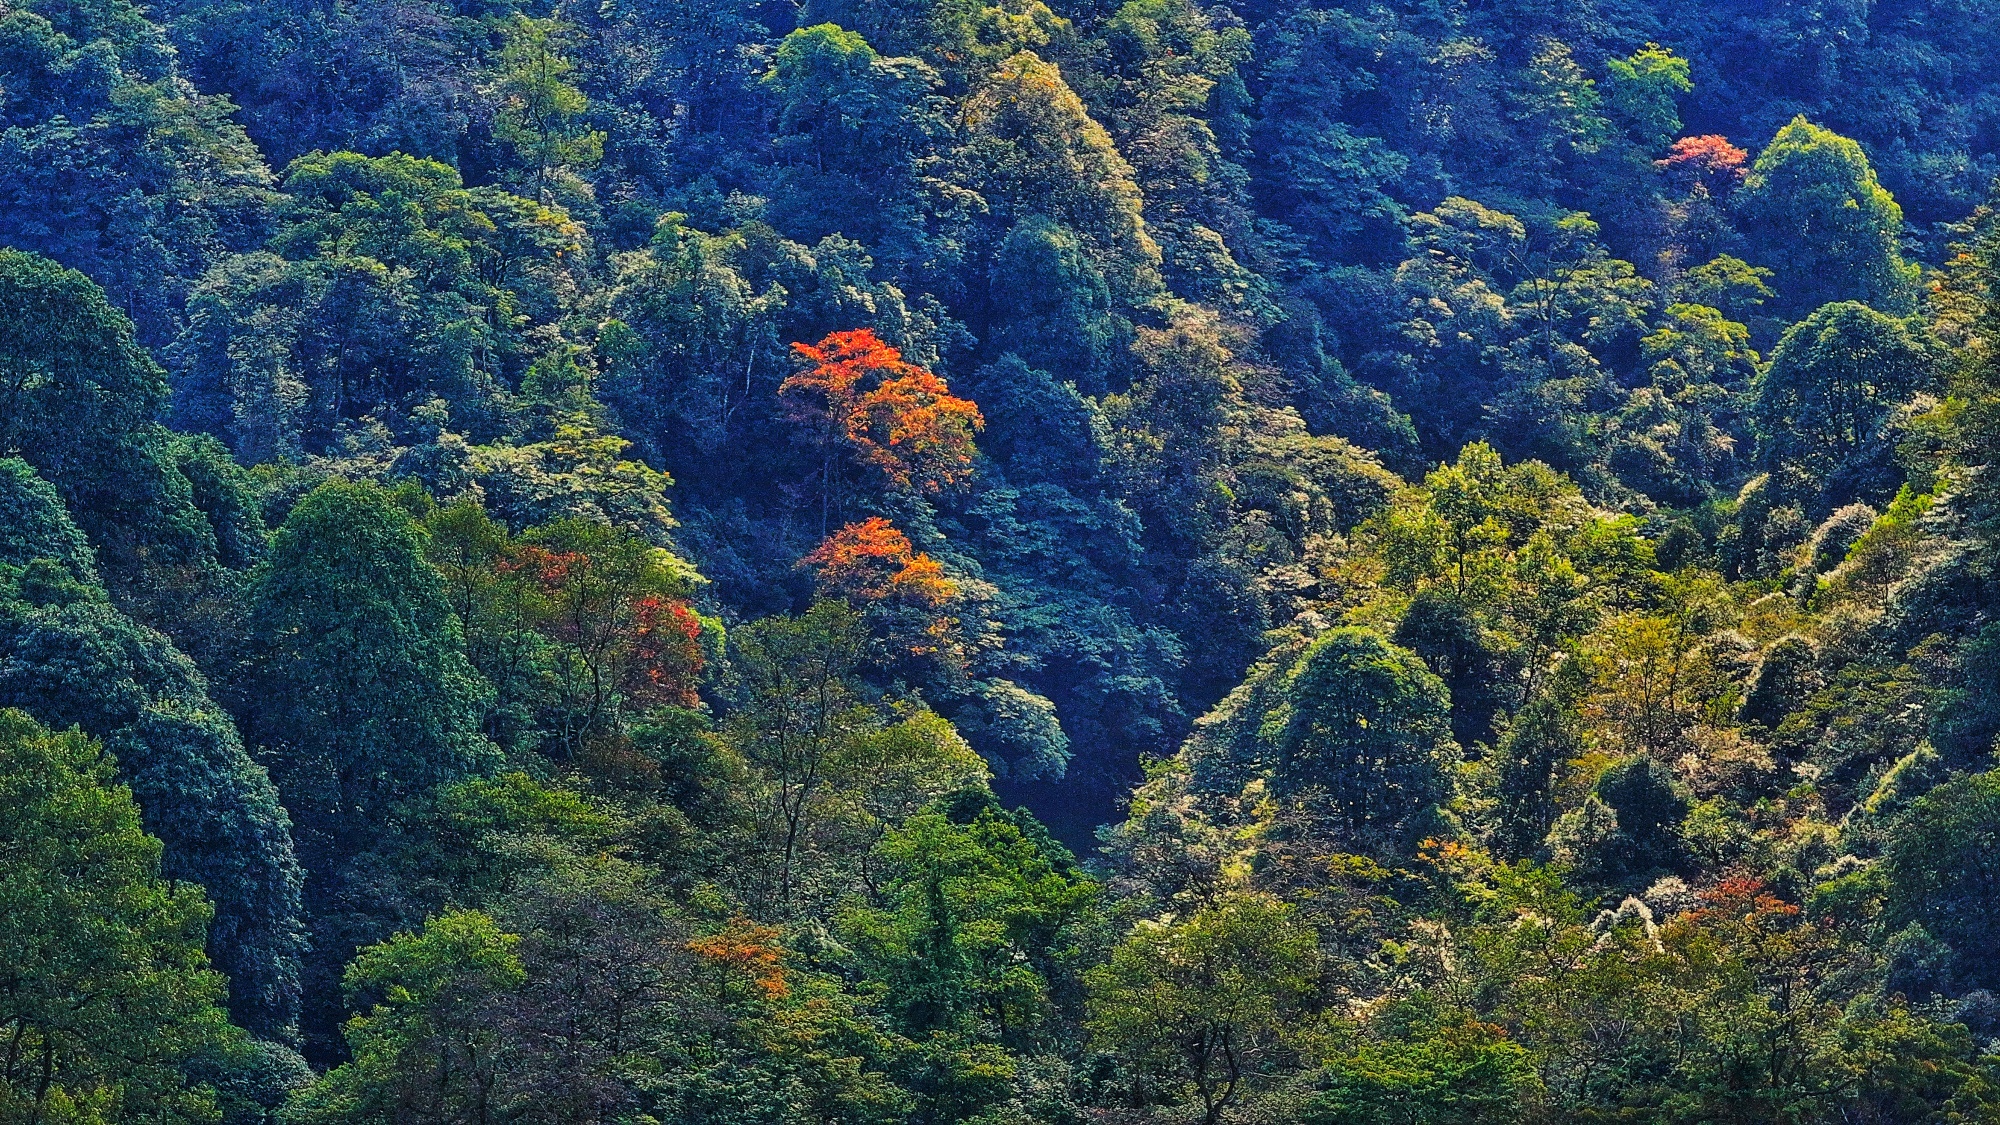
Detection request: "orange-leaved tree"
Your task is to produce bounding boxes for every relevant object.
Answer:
[781,329,983,521]
[804,517,961,663]
[803,517,957,609]
[688,917,790,1000]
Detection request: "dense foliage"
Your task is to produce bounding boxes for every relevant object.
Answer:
[16,0,2000,1118]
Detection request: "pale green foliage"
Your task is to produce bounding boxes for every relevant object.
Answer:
[488,16,604,200]
[1603,44,1691,151]
[1087,893,1318,1125]
[1737,117,1918,316]
[283,910,525,1124]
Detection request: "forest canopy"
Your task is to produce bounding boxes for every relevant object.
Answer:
[14,0,2000,1120]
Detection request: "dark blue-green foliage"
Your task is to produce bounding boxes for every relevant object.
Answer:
[0,456,305,1038]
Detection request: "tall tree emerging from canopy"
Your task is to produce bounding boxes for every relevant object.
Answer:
[242,480,497,864]
[1260,626,1459,851]
[241,479,497,1057]
[725,600,872,912]
[488,15,604,202]
[0,709,234,1123]
[1735,117,1917,319]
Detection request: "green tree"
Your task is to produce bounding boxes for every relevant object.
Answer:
[0,250,231,581]
[1752,301,1938,512]
[726,601,873,911]
[283,910,525,1125]
[0,0,270,347]
[762,24,948,271]
[1086,893,1318,1125]
[242,479,497,1055]
[488,16,604,201]
[963,50,1164,309]
[843,808,1094,1044]
[1305,1016,1538,1125]
[1261,627,1458,851]
[0,709,233,1123]
[1508,39,1611,190]
[0,457,306,1038]
[1493,689,1584,857]
[1602,44,1691,152]
[1883,770,2000,991]
[984,217,1122,395]
[244,479,497,855]
[175,153,587,458]
[1736,117,1917,318]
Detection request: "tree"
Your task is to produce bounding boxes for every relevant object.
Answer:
[243,479,497,857]
[0,457,306,1038]
[762,24,948,270]
[1087,893,1318,1125]
[1583,571,1733,760]
[726,601,872,911]
[0,250,230,581]
[242,479,498,1055]
[1736,117,1917,318]
[1883,771,2000,992]
[488,16,604,201]
[1507,39,1611,188]
[1087,0,1259,307]
[1260,627,1458,851]
[1752,301,1938,511]
[511,519,706,759]
[843,808,1095,1047]
[0,0,270,347]
[1305,1018,1538,1125]
[599,219,792,460]
[805,518,956,609]
[1658,136,1749,196]
[175,153,587,459]
[0,709,233,1122]
[1680,255,1771,317]
[283,910,526,1124]
[1248,5,1415,266]
[962,51,1164,309]
[1603,44,1690,152]
[1493,689,1584,856]
[782,328,984,515]
[984,217,1124,395]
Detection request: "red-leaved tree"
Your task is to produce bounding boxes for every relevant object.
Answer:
[803,517,957,609]
[1657,134,1749,195]
[781,329,983,521]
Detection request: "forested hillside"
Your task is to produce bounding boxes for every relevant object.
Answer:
[15,0,2000,1118]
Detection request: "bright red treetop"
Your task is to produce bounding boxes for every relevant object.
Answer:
[782,329,984,495]
[1657,134,1749,194]
[804,516,957,609]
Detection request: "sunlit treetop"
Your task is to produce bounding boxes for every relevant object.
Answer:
[804,516,958,609]
[783,328,985,496]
